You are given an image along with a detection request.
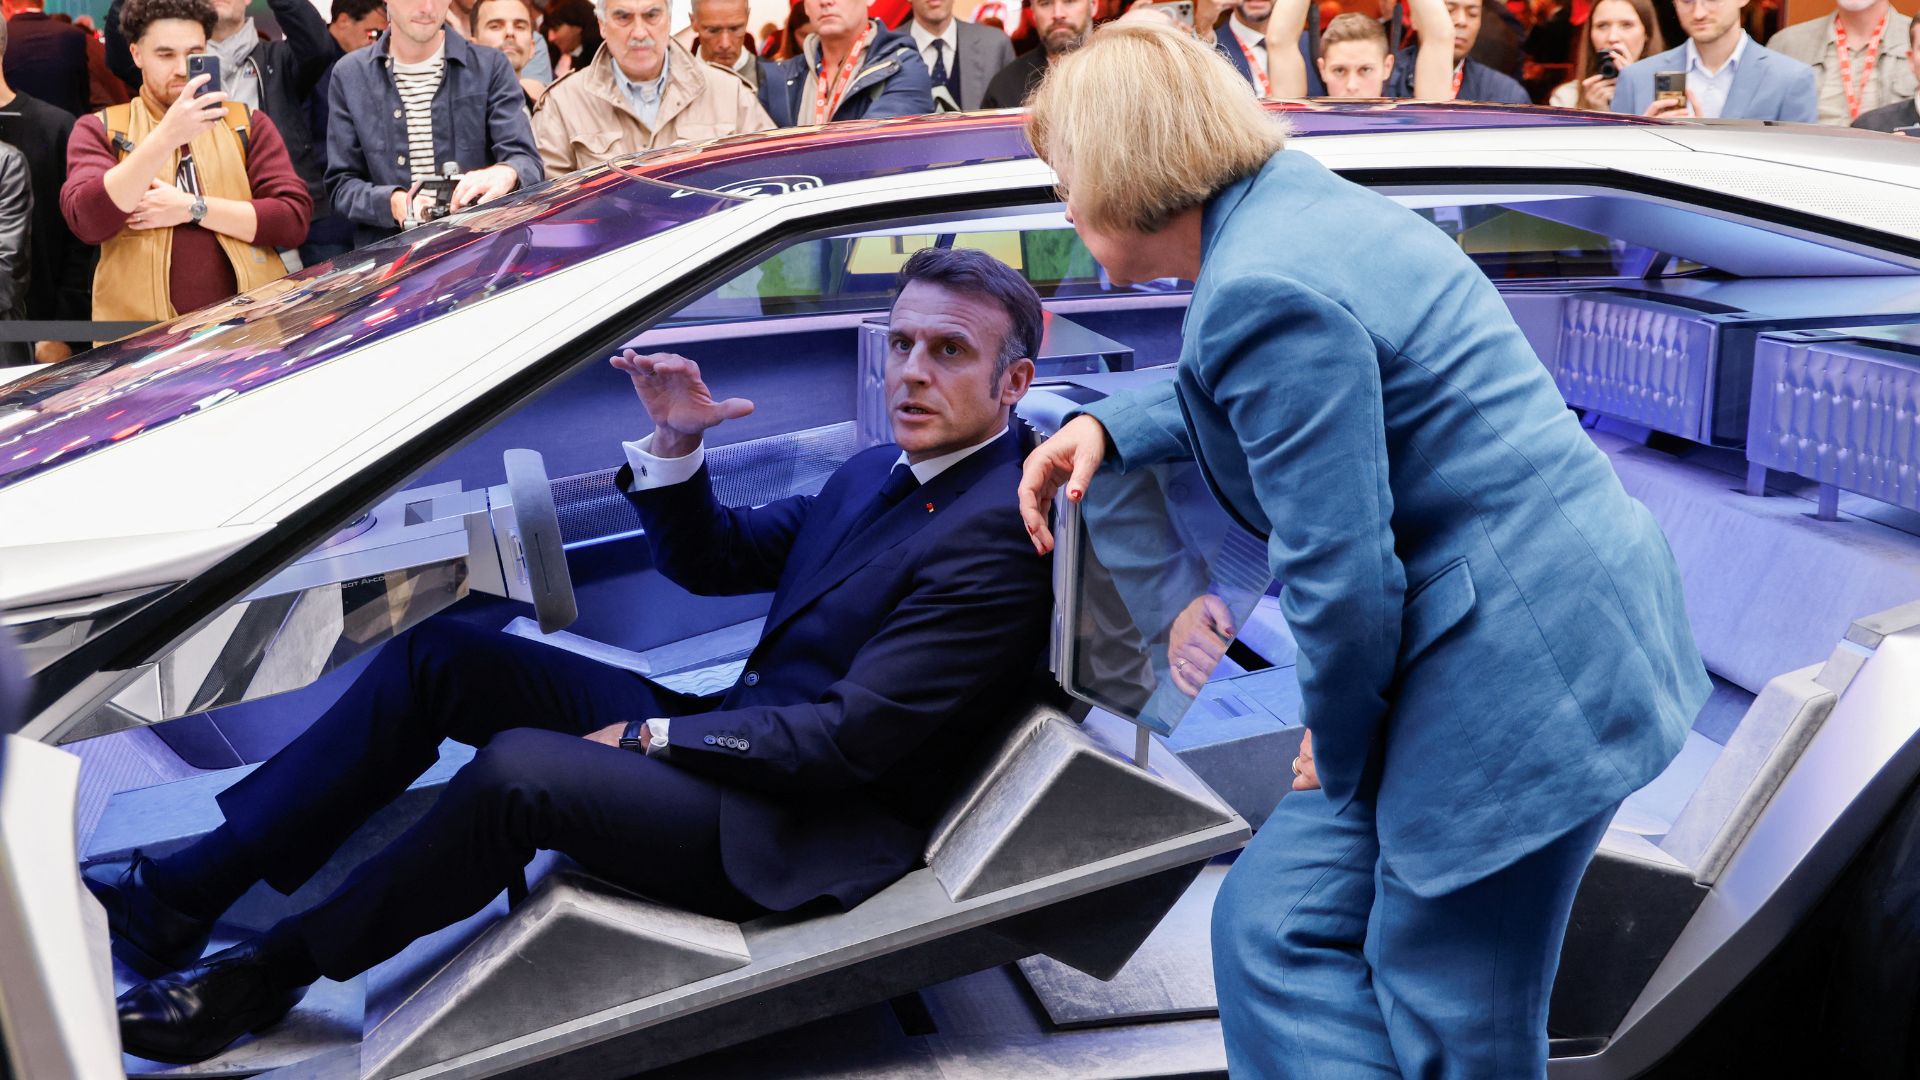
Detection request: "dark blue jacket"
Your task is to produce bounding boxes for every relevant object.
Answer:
[1217,28,1324,98]
[1389,51,1530,103]
[622,429,1051,912]
[757,20,934,127]
[325,30,542,246]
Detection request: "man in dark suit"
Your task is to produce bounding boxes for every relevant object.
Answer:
[908,0,1014,111]
[3,0,90,116]
[0,20,89,365]
[980,0,1091,108]
[91,247,1055,1065]
[1387,0,1530,102]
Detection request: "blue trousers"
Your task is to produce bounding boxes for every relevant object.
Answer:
[1212,787,1614,1079]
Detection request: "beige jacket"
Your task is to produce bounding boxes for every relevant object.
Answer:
[1768,11,1917,125]
[533,39,773,177]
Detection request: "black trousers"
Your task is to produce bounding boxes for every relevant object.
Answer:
[213,619,766,980]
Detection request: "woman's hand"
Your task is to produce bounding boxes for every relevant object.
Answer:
[1017,414,1110,555]
[1291,728,1320,791]
[1577,74,1617,111]
[1169,593,1234,695]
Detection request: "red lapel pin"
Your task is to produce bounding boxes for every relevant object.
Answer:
[925,501,936,512]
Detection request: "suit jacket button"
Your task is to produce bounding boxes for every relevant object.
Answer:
[704,735,717,745]
[739,739,751,751]
[743,671,760,687]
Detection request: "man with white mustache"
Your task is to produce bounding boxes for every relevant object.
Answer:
[533,0,771,175]
[1767,0,1914,126]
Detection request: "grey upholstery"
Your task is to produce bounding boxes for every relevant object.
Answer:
[1747,329,1920,516]
[359,860,753,1080]
[1656,662,1837,885]
[925,705,1236,901]
[1554,295,1718,442]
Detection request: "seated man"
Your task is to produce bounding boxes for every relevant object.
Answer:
[89,246,1052,1065]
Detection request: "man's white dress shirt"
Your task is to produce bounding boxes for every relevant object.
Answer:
[611,49,671,128]
[1685,31,1751,119]
[1226,15,1269,79]
[909,18,962,81]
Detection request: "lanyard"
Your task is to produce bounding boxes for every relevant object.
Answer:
[1835,11,1887,120]
[813,21,875,125]
[1230,30,1271,97]
[1451,63,1464,97]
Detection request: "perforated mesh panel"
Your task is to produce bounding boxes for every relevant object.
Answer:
[1654,166,1920,241]
[551,421,861,545]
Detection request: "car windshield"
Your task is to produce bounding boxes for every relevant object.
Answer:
[0,168,739,495]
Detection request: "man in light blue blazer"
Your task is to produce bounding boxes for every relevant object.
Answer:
[1023,23,1712,1077]
[1611,0,1817,121]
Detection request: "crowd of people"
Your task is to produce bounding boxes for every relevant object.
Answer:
[0,0,1906,364]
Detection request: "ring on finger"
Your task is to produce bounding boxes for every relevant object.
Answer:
[1290,757,1302,777]
[1175,658,1189,671]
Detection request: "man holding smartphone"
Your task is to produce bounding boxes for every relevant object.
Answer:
[1609,0,1816,120]
[324,0,541,244]
[59,0,311,326]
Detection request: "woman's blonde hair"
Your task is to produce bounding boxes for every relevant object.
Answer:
[1026,22,1288,236]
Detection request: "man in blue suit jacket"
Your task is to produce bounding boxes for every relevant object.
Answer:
[1024,23,1709,1076]
[1611,0,1816,121]
[757,0,933,125]
[95,248,1052,1064]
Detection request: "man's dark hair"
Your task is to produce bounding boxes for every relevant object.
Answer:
[894,247,1044,383]
[121,0,216,43]
[474,0,537,25]
[331,0,385,22]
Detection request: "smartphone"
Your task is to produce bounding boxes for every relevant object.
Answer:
[1143,0,1195,28]
[1597,53,1619,80]
[1654,69,1686,103]
[187,53,221,97]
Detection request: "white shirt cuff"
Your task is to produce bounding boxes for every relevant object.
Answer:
[622,433,705,492]
[644,717,671,758]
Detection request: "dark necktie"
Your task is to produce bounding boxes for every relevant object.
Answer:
[833,462,920,556]
[929,38,950,92]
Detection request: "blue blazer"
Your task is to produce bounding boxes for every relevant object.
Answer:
[621,429,1051,911]
[758,20,935,127]
[1083,152,1709,896]
[1611,41,1817,121]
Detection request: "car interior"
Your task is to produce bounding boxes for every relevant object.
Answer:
[19,178,1920,1078]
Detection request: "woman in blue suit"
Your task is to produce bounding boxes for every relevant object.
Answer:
[1018,24,1710,1078]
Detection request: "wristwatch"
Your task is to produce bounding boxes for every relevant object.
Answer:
[618,717,671,757]
[189,194,208,224]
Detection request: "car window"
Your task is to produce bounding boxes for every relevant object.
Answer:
[1415,201,1664,280]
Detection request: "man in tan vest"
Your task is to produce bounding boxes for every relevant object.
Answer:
[532,0,772,179]
[60,0,311,328]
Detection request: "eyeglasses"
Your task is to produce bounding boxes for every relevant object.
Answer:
[604,6,669,27]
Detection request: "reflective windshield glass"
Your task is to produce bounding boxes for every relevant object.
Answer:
[0,169,737,493]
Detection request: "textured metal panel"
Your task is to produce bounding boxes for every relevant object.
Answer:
[1555,296,1716,441]
[1747,333,1920,514]
[360,864,751,1080]
[550,422,860,545]
[928,709,1234,902]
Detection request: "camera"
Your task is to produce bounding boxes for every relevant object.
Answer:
[411,162,463,224]
[1598,53,1619,80]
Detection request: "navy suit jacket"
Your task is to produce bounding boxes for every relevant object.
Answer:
[3,14,90,117]
[1083,152,1709,896]
[620,429,1051,911]
[1387,51,1530,103]
[1217,28,1324,98]
[1611,41,1817,121]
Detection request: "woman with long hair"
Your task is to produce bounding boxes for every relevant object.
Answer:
[1017,23,1707,1078]
[1549,0,1663,110]
[544,0,604,77]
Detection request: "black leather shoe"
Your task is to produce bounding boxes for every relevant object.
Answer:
[118,939,309,1065]
[81,852,216,978]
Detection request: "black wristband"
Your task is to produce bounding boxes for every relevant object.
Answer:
[618,718,648,753]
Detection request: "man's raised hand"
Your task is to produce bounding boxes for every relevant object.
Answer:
[610,349,755,457]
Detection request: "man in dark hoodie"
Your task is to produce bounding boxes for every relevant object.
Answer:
[758,0,933,125]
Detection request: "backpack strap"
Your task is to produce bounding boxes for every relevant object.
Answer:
[221,100,252,162]
[99,103,136,158]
